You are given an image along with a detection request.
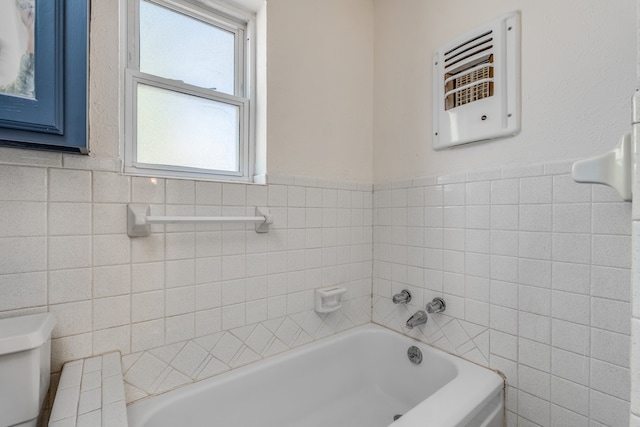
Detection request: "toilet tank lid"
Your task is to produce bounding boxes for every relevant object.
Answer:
[0,313,56,355]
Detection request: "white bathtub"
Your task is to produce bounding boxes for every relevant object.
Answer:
[127,324,504,427]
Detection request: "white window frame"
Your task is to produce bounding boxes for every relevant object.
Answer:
[124,0,257,182]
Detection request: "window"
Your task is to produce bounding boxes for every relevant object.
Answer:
[125,0,256,181]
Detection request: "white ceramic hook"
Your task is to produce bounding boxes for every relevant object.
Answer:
[571,132,632,201]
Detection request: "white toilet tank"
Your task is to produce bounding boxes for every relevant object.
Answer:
[0,313,56,427]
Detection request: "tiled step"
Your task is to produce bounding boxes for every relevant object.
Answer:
[49,352,127,427]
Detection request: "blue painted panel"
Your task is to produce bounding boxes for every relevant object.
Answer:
[0,0,88,153]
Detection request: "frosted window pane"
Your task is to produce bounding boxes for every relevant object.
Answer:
[137,84,239,172]
[139,0,235,94]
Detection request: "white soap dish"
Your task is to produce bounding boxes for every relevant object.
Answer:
[314,286,347,314]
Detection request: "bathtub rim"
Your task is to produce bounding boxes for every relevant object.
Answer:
[127,323,504,427]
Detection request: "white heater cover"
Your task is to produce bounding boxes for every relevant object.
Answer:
[432,12,520,150]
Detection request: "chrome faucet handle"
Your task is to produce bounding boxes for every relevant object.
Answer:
[392,290,412,304]
[426,297,446,314]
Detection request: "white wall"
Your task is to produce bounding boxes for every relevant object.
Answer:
[267,0,374,184]
[88,0,121,159]
[373,0,637,183]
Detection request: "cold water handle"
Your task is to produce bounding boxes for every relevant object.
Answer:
[426,297,446,314]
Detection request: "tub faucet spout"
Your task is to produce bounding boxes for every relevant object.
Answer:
[392,290,411,304]
[406,310,428,329]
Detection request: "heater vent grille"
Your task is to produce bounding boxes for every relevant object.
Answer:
[442,29,495,111]
[444,30,493,69]
[432,12,520,149]
[445,59,494,110]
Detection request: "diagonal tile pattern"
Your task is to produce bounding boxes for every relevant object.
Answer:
[123,302,370,402]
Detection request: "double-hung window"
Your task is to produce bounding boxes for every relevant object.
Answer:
[125,0,255,181]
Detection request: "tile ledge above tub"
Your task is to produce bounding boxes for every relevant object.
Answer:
[49,352,128,427]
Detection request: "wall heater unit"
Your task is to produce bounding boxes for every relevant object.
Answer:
[433,12,520,150]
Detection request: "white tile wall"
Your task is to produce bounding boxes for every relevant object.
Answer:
[0,159,634,426]
[0,164,372,407]
[373,164,632,427]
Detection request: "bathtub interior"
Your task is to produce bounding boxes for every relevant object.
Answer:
[127,326,501,427]
[348,330,457,387]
